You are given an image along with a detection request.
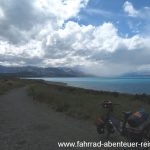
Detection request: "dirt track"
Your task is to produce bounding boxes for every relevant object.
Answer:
[0,87,130,150]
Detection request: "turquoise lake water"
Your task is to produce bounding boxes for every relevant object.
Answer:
[29,77,150,95]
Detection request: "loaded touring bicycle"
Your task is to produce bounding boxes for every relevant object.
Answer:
[96,101,150,145]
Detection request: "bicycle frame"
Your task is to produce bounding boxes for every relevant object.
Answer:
[97,101,150,142]
[103,104,123,137]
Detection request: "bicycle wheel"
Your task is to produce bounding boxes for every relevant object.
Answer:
[105,121,115,139]
[97,125,105,134]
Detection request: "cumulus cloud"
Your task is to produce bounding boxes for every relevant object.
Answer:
[0,0,88,44]
[123,1,150,19]
[36,21,150,76]
[0,0,150,76]
[44,22,119,58]
[123,1,139,17]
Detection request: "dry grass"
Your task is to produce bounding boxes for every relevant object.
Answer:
[28,81,150,121]
[0,78,25,95]
[0,77,42,95]
[1,77,150,122]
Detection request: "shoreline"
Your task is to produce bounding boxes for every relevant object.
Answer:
[36,79,150,96]
[44,80,67,86]
[27,78,150,121]
[22,77,150,95]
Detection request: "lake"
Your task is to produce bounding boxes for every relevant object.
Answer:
[28,77,150,95]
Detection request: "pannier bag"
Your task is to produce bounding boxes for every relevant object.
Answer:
[128,109,149,127]
[95,117,105,134]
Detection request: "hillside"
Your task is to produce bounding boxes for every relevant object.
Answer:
[0,66,88,77]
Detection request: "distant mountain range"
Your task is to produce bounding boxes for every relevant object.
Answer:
[0,65,150,78]
[0,65,89,77]
[121,71,150,78]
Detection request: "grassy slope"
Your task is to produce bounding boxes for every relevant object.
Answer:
[28,81,150,121]
[1,77,150,122]
[0,77,41,95]
[0,78,26,95]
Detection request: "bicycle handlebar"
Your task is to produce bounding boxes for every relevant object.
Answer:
[100,101,120,109]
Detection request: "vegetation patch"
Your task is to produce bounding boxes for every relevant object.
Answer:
[28,81,150,121]
[1,77,150,122]
[0,78,26,95]
[0,77,43,95]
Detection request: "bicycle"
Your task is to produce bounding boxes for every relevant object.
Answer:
[95,101,150,143]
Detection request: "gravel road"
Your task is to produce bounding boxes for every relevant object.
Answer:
[0,87,129,150]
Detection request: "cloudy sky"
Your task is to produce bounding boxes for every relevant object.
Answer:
[0,0,150,76]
